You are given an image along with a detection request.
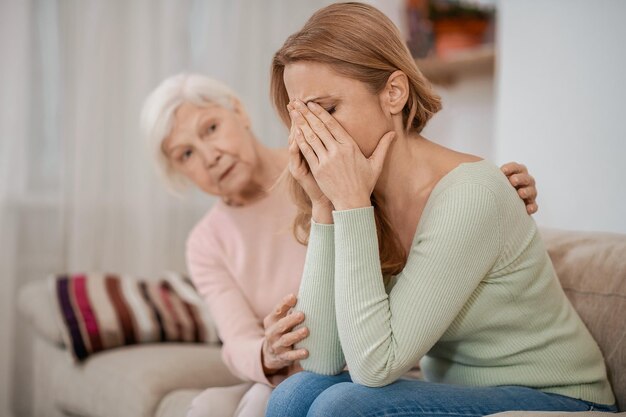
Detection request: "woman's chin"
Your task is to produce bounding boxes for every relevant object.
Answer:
[221,174,252,198]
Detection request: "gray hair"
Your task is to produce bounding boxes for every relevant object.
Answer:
[140,73,240,193]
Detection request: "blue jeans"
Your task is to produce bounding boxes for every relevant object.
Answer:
[265,372,617,417]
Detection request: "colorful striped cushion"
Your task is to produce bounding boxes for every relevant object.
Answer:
[49,272,220,361]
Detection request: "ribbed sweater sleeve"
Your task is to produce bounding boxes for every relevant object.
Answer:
[333,183,500,387]
[295,221,345,375]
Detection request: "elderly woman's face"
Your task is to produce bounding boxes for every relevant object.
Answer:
[162,102,258,197]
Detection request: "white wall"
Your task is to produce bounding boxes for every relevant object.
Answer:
[424,74,495,160]
[495,0,626,234]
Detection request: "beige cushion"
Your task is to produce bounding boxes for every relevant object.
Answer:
[18,279,65,346]
[157,383,253,417]
[155,389,201,417]
[541,228,626,411]
[54,343,241,417]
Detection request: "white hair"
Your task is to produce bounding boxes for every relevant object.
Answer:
[140,73,240,194]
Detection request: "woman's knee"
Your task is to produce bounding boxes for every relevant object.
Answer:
[267,372,319,412]
[271,371,316,398]
[307,383,372,417]
[266,372,350,417]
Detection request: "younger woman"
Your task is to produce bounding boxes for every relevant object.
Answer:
[265,3,616,416]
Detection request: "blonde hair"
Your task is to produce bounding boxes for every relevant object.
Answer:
[140,73,239,194]
[270,2,442,277]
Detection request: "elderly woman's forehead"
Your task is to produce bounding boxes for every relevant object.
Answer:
[165,102,223,147]
[174,101,224,120]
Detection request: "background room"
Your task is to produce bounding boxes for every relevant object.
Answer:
[1,1,625,416]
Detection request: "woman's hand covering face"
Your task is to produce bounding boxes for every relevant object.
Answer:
[287,103,331,208]
[288,98,539,216]
[289,99,395,211]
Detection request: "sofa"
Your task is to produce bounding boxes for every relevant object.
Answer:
[17,228,625,417]
[17,278,244,417]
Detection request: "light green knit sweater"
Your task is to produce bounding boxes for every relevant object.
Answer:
[296,160,615,405]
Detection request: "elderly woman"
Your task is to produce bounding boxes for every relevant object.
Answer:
[140,73,539,417]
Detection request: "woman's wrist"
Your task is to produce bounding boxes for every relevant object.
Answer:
[312,200,334,224]
[332,196,372,211]
[262,362,280,376]
[261,341,283,376]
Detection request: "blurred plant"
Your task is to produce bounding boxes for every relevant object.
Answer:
[406,0,495,58]
[428,0,495,21]
[428,0,495,57]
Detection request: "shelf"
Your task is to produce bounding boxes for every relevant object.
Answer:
[415,45,495,86]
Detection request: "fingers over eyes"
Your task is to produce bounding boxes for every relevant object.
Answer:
[305,101,352,145]
[292,101,337,151]
[294,126,319,166]
[293,112,327,157]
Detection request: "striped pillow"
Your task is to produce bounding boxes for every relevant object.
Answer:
[49,272,220,361]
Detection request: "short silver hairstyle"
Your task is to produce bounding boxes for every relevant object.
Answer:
[140,73,240,193]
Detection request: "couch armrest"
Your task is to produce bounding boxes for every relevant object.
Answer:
[55,344,242,417]
[17,279,65,346]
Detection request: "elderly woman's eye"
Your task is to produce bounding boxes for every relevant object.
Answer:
[180,149,193,162]
[207,123,218,134]
[325,106,336,115]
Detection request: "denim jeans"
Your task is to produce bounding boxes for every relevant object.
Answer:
[265,371,617,417]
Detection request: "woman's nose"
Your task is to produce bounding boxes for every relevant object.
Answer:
[199,143,221,168]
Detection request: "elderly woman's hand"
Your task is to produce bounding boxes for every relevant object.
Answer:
[261,294,309,376]
[290,99,395,211]
[500,162,539,215]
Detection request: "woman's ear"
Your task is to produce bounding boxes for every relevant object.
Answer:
[381,70,409,115]
[231,98,251,129]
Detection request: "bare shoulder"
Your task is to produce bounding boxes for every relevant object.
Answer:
[435,148,483,178]
[451,149,483,165]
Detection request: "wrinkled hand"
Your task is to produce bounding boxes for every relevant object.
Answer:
[290,100,395,211]
[501,162,538,215]
[261,294,309,376]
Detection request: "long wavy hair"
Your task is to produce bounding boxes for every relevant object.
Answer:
[270,2,442,278]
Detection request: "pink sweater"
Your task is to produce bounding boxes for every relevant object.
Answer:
[186,183,306,385]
